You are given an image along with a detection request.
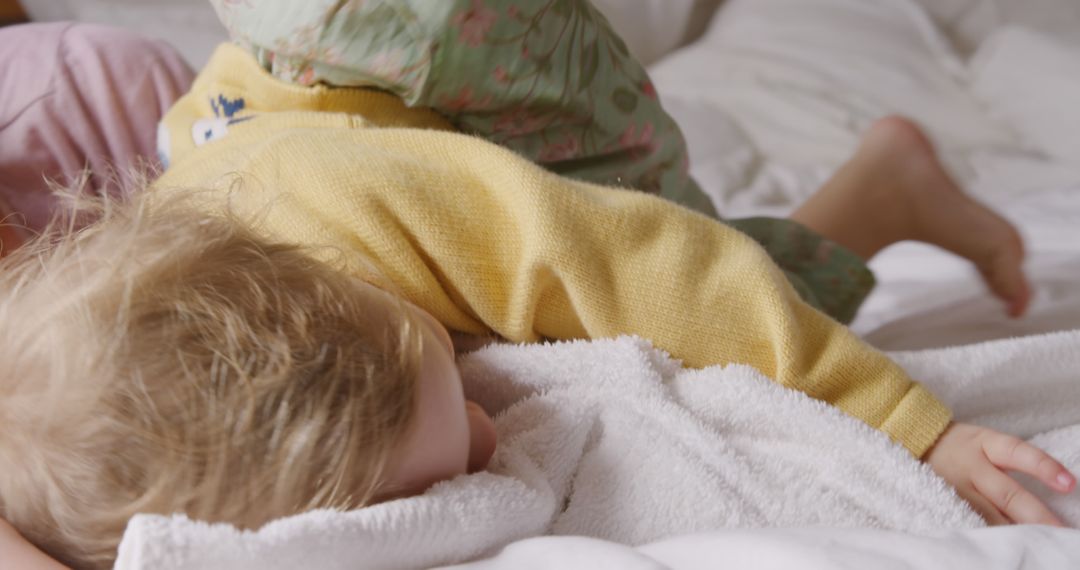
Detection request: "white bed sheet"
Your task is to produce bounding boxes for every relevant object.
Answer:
[911,0,1080,54]
[651,0,1080,352]
[444,526,1079,570]
[21,0,1080,567]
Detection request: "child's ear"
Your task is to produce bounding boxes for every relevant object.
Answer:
[0,519,69,570]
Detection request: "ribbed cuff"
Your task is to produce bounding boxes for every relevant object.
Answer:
[879,384,953,458]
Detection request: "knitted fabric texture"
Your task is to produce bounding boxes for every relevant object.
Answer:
[157,45,951,457]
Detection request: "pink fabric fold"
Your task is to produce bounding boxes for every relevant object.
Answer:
[0,22,193,233]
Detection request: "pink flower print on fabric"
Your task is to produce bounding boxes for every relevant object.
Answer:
[209,0,719,215]
[269,56,322,86]
[538,136,582,163]
[440,86,493,113]
[641,81,658,100]
[620,122,656,161]
[297,66,316,86]
[493,107,545,138]
[364,49,412,87]
[452,0,498,47]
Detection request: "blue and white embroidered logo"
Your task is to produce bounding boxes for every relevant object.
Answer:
[211,94,246,119]
[156,122,172,168]
[192,117,232,147]
[192,93,255,147]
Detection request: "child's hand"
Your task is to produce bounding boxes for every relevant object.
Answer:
[926,422,1076,526]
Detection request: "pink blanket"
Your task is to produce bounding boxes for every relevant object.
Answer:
[0,22,193,233]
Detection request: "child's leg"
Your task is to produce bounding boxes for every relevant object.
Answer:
[0,22,194,237]
[790,116,1030,317]
[210,0,716,215]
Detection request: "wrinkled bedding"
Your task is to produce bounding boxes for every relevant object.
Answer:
[652,0,1080,351]
[475,0,1080,565]
[20,0,1080,568]
[119,332,1080,569]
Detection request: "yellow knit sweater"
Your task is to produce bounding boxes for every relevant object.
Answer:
[157,44,951,457]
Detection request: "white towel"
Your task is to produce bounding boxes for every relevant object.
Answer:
[116,332,1080,569]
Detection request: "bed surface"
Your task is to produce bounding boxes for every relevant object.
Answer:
[652,0,1080,351]
[17,0,1080,567]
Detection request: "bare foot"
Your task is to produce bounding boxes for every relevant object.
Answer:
[793,116,1031,317]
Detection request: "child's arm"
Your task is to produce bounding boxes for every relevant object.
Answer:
[157,116,1073,524]
[927,423,1074,526]
[371,134,951,458]
[328,131,1075,524]
[167,125,949,458]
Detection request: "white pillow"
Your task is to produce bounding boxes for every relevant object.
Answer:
[22,0,230,68]
[971,27,1080,165]
[652,0,1015,168]
[912,0,1080,54]
[590,0,724,65]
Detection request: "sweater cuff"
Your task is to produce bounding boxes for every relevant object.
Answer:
[878,384,953,458]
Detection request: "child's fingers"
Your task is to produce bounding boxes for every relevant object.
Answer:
[959,485,1009,526]
[983,433,1076,494]
[1006,278,1032,318]
[971,467,1065,526]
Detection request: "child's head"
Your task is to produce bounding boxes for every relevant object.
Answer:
[0,189,494,569]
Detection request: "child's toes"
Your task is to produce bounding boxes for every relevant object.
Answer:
[979,241,1031,318]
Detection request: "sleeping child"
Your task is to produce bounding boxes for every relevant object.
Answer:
[0,2,1074,568]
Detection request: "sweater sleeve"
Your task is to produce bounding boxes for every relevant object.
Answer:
[410,141,950,458]
[158,125,952,457]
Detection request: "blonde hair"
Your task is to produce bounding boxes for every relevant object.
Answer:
[0,186,421,569]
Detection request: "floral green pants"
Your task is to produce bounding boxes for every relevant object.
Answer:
[208,0,874,322]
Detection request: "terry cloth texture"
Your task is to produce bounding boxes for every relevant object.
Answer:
[128,330,1080,569]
